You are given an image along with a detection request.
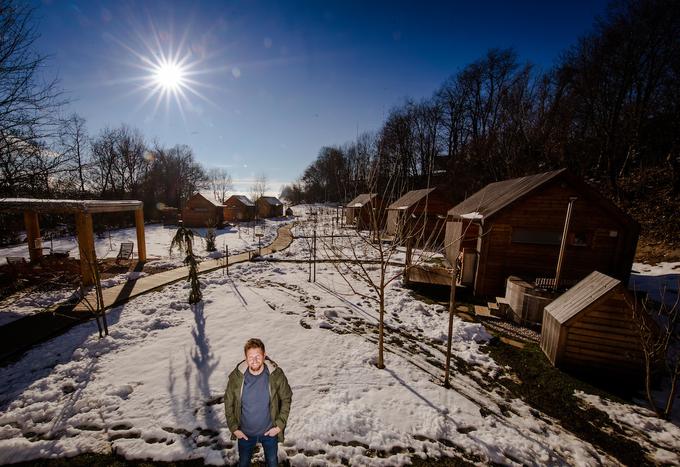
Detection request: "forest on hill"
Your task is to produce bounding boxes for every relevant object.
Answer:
[290,0,680,258]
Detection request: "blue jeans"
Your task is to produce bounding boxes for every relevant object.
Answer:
[237,434,278,467]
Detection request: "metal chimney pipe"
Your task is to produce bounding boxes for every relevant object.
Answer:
[554,197,577,290]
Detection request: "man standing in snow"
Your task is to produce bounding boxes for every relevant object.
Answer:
[224,338,293,467]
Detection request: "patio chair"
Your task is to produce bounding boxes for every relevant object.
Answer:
[116,242,134,264]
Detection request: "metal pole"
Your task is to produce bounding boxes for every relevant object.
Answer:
[308,237,312,282]
[554,197,577,290]
[444,262,458,388]
[313,229,317,282]
[226,244,229,275]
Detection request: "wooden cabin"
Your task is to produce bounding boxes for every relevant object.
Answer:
[444,169,639,297]
[345,193,386,230]
[256,196,284,218]
[386,187,452,246]
[224,195,255,222]
[540,271,644,376]
[181,193,224,227]
[158,206,179,225]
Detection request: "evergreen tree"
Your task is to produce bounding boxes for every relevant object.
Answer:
[170,221,202,304]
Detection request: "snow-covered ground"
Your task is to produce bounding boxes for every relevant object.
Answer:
[630,261,680,307]
[0,206,678,465]
[0,255,628,466]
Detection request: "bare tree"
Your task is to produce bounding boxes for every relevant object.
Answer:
[630,286,680,420]
[317,169,450,370]
[207,167,233,203]
[0,1,65,197]
[250,173,268,201]
[58,113,89,194]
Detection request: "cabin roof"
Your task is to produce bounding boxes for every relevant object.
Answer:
[0,198,142,214]
[544,271,621,325]
[260,196,283,206]
[227,195,255,207]
[387,187,437,210]
[448,169,566,220]
[346,193,377,208]
[188,193,224,208]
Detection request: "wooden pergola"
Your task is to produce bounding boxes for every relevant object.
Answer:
[0,198,146,286]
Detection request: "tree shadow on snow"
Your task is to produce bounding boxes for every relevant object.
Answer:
[166,301,222,448]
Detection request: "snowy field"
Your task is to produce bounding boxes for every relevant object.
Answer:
[0,205,679,465]
[0,253,641,466]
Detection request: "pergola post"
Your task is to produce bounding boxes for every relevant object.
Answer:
[76,212,95,286]
[135,207,146,261]
[23,210,42,262]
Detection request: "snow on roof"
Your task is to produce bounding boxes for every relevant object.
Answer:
[190,193,224,207]
[227,195,255,207]
[460,211,483,219]
[260,196,283,206]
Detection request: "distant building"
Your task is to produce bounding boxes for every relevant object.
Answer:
[224,195,255,222]
[444,169,639,297]
[181,193,224,227]
[158,206,179,225]
[256,196,284,218]
[345,193,386,231]
[385,187,452,246]
[541,271,644,376]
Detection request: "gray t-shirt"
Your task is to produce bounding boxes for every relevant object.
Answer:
[240,366,272,436]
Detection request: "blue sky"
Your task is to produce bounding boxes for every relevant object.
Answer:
[34,0,609,195]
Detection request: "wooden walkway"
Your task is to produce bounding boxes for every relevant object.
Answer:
[73,224,294,315]
[0,224,294,364]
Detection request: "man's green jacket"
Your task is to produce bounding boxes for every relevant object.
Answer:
[224,357,293,442]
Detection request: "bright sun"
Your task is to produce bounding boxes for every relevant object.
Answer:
[154,61,185,91]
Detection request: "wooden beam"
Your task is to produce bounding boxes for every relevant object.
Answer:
[23,210,41,262]
[135,207,146,261]
[76,212,95,286]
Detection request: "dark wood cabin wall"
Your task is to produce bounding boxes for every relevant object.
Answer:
[475,181,633,297]
[562,290,643,372]
[182,196,223,227]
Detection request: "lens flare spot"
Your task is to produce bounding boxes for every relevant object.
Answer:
[154,61,185,90]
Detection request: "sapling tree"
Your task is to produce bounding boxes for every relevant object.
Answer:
[170,221,202,304]
[318,167,450,370]
[630,284,680,420]
[205,218,217,252]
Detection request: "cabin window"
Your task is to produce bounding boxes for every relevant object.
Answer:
[569,231,589,247]
[511,229,561,245]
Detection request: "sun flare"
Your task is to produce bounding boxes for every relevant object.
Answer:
[153,61,185,91]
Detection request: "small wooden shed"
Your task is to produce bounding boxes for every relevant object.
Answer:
[181,193,224,227]
[224,195,255,222]
[444,169,639,297]
[256,196,284,218]
[345,193,385,230]
[386,187,452,246]
[541,271,644,375]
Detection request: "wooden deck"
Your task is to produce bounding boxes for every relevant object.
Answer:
[407,263,453,286]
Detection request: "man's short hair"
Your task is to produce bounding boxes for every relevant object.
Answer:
[244,338,265,354]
